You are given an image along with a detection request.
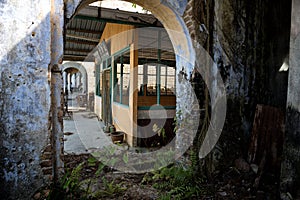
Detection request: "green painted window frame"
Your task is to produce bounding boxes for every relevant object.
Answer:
[95,63,101,96]
[113,46,131,106]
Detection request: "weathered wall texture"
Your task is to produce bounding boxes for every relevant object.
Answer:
[281,0,300,198]
[212,0,291,169]
[0,0,52,199]
[0,0,299,199]
[84,62,95,96]
[186,0,291,172]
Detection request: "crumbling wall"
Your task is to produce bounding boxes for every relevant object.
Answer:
[214,0,291,169]
[281,0,300,198]
[0,0,52,199]
[183,0,291,174]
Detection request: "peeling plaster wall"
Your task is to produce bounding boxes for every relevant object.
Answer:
[281,0,300,198]
[0,0,51,199]
[213,0,291,126]
[207,0,290,168]
[0,0,297,198]
[184,0,291,174]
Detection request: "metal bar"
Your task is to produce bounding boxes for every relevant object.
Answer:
[66,38,98,45]
[63,55,94,61]
[66,27,103,34]
[64,48,93,53]
[157,30,162,104]
[120,56,124,104]
[66,33,100,42]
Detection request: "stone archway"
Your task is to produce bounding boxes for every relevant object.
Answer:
[62,62,88,94]
[63,0,198,150]
[65,0,195,70]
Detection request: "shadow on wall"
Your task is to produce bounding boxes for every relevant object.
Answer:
[0,9,52,199]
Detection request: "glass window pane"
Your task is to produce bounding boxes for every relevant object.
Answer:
[166,76,175,95]
[147,75,157,95]
[138,65,143,75]
[148,65,156,75]
[161,66,166,75]
[160,76,166,95]
[99,72,102,96]
[114,63,121,103]
[168,67,175,75]
[123,64,130,74]
[122,72,130,105]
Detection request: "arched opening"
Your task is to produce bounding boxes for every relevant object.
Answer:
[62,0,196,152]
[62,62,88,94]
[62,62,91,113]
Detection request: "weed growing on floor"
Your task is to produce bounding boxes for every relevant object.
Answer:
[47,156,127,200]
[143,164,211,200]
[47,162,88,200]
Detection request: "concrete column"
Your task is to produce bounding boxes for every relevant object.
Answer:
[50,0,64,183]
[281,0,300,199]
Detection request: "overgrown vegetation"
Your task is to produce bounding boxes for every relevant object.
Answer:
[45,152,214,200]
[47,156,127,200]
[142,163,211,200]
[48,162,87,200]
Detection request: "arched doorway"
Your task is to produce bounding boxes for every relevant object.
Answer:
[63,0,196,145]
[62,62,88,94]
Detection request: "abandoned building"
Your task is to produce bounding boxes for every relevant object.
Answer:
[0,0,300,199]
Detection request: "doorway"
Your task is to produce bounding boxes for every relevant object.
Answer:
[102,69,112,126]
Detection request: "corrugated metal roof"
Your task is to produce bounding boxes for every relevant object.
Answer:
[64,6,173,62]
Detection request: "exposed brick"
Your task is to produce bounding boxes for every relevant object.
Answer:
[41,152,52,160]
[43,144,52,153]
[40,160,52,168]
[42,167,52,175]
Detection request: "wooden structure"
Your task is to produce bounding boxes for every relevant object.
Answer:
[94,23,176,146]
[248,104,285,187]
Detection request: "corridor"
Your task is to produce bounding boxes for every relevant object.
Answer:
[63,92,113,155]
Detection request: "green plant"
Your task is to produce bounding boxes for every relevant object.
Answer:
[87,156,97,167]
[48,162,88,200]
[173,109,182,133]
[153,124,167,144]
[148,165,208,199]
[93,177,126,198]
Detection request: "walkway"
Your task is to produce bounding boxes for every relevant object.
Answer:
[63,92,113,155]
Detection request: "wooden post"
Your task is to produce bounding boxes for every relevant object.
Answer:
[129,30,139,147]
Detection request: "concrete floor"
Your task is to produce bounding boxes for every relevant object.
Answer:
[63,92,113,155]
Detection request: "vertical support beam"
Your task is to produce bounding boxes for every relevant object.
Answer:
[50,0,64,183]
[129,30,139,146]
[157,30,162,105]
[157,65,161,104]
[281,0,300,198]
[120,56,124,104]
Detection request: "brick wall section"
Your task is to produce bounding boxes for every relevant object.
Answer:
[183,0,197,41]
[41,144,53,178]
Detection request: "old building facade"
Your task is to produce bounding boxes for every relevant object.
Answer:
[0,0,300,199]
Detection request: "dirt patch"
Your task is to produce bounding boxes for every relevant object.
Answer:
[38,154,279,200]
